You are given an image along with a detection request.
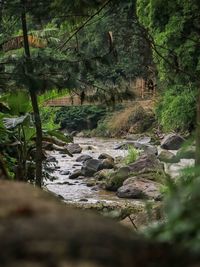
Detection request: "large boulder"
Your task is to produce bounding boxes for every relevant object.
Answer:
[81,159,102,177]
[94,169,115,181]
[76,154,92,162]
[98,153,114,161]
[105,154,165,191]
[128,154,163,174]
[69,169,82,179]
[176,146,195,160]
[101,158,115,169]
[66,143,82,154]
[114,141,157,155]
[161,134,185,150]
[158,150,178,163]
[105,167,130,191]
[117,177,162,200]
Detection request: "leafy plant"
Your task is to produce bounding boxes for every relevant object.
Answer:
[55,105,107,132]
[145,166,200,252]
[156,86,196,131]
[124,146,139,164]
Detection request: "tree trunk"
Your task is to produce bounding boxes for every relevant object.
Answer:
[195,88,200,166]
[20,0,43,187]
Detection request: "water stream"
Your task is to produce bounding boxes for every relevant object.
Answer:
[44,137,130,205]
[44,137,194,207]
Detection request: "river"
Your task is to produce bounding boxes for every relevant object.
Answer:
[44,136,194,211]
[44,137,130,205]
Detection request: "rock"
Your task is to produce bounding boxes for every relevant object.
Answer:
[76,154,93,162]
[125,134,141,140]
[70,131,78,137]
[105,166,130,191]
[79,198,88,202]
[87,145,96,150]
[76,131,85,137]
[98,153,114,161]
[141,144,158,155]
[73,163,82,167]
[100,158,115,169]
[161,134,185,150]
[94,169,115,181]
[114,142,157,155]
[176,146,195,160]
[117,178,162,200]
[55,166,61,169]
[45,166,56,172]
[43,142,73,156]
[158,150,178,163]
[60,170,71,175]
[81,159,102,177]
[137,136,151,144]
[128,154,163,174]
[47,156,57,163]
[77,176,85,180]
[129,142,158,155]
[69,169,82,179]
[115,156,124,164]
[66,143,82,154]
[85,179,96,187]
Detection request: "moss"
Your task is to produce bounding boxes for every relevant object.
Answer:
[105,167,130,191]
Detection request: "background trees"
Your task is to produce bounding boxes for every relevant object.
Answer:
[0,0,153,184]
[137,0,200,132]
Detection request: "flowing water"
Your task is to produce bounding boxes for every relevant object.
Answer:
[44,137,194,206]
[44,137,130,205]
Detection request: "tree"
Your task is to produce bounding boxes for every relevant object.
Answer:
[0,0,154,183]
[137,0,200,164]
[20,0,43,186]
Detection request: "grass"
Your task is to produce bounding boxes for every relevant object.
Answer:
[124,146,139,164]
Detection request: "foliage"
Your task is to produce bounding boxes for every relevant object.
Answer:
[146,167,200,252]
[55,105,107,132]
[156,85,196,131]
[92,120,111,137]
[137,0,200,131]
[124,146,139,165]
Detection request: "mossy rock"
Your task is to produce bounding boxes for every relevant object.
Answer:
[158,150,179,163]
[176,146,195,160]
[105,167,130,191]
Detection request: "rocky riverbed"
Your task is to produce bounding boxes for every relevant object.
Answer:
[44,135,194,228]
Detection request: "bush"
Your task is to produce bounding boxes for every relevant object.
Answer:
[146,166,200,253]
[55,105,107,132]
[156,85,196,132]
[124,146,139,164]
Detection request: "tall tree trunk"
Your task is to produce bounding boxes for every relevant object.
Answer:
[195,88,200,166]
[21,0,43,187]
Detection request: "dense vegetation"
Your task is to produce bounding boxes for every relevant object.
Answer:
[137,0,200,132]
[56,105,107,132]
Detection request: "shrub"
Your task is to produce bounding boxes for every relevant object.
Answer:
[55,105,107,132]
[145,166,200,253]
[156,85,196,132]
[124,146,139,164]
